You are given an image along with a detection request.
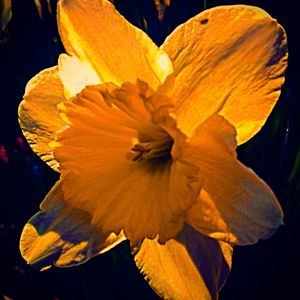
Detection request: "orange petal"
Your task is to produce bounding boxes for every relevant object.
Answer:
[20,179,126,270]
[161,5,288,144]
[54,83,200,245]
[18,66,67,171]
[57,0,172,88]
[58,54,101,98]
[133,224,232,300]
[174,114,283,245]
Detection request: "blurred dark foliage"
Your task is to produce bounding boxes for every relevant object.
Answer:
[0,0,299,299]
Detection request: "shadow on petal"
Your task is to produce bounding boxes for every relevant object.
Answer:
[133,224,232,300]
[20,181,126,270]
[176,225,232,296]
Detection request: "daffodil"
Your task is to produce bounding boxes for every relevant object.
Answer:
[18,0,287,299]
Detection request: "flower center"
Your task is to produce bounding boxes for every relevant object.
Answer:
[129,136,174,163]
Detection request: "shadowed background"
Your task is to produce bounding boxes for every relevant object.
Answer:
[0,0,299,299]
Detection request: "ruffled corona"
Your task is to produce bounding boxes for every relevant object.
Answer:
[53,82,201,245]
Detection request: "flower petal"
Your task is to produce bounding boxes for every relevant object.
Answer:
[58,53,101,98]
[161,5,288,144]
[57,0,173,88]
[54,83,200,245]
[18,66,67,171]
[133,224,232,300]
[20,179,126,270]
[173,114,283,245]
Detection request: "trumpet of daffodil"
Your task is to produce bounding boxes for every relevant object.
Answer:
[18,0,287,299]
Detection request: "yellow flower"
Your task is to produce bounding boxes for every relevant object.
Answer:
[18,1,287,299]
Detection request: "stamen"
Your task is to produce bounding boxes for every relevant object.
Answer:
[128,136,173,162]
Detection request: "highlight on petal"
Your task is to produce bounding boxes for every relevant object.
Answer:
[18,66,67,171]
[57,0,173,88]
[20,180,126,270]
[58,53,101,98]
[133,224,232,300]
[162,5,288,144]
[54,82,201,245]
[174,114,283,245]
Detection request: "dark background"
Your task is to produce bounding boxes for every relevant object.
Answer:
[0,0,299,299]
